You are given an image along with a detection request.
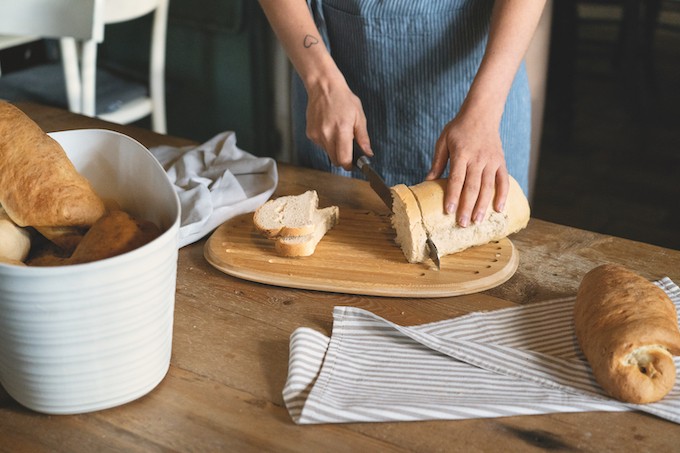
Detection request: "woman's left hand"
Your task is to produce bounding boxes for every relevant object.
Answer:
[423,0,547,227]
[426,111,509,228]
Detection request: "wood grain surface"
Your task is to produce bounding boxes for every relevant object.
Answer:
[205,209,519,297]
[2,103,680,453]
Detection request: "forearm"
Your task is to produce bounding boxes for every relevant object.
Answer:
[258,0,345,91]
[259,0,372,166]
[462,0,547,122]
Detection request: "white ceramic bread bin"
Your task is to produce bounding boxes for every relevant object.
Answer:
[0,129,180,414]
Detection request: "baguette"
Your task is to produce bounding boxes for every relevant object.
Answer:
[390,177,530,263]
[0,101,105,233]
[574,264,680,403]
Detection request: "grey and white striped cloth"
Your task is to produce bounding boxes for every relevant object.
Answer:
[283,278,680,424]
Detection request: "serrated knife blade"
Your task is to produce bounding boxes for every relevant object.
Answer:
[354,154,393,211]
[353,152,441,270]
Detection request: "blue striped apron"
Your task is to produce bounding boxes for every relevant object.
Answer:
[292,0,531,194]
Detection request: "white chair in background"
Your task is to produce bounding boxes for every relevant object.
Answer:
[97,0,168,132]
[0,0,168,133]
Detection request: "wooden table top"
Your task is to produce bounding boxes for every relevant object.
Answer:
[2,102,679,451]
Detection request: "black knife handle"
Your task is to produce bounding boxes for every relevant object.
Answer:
[352,146,369,171]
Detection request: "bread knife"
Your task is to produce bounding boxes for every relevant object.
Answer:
[352,151,441,270]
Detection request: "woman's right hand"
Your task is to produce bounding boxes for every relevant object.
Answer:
[257,0,372,169]
[305,77,372,170]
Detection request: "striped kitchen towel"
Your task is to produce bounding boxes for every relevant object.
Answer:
[283,278,680,424]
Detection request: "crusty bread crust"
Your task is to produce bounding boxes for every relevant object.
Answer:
[0,101,105,229]
[390,176,530,263]
[69,210,161,264]
[27,210,161,266]
[574,264,680,403]
[275,206,339,257]
[254,191,339,257]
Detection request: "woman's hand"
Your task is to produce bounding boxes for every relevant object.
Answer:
[305,78,372,170]
[257,0,372,169]
[424,0,547,227]
[426,109,509,227]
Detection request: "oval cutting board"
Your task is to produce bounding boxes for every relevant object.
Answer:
[204,208,519,298]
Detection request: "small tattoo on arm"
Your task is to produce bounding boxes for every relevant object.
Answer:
[303,34,319,48]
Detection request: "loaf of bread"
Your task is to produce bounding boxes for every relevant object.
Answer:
[0,101,106,234]
[574,264,680,403]
[68,210,162,265]
[28,210,161,266]
[0,206,31,262]
[390,177,530,263]
[254,190,339,257]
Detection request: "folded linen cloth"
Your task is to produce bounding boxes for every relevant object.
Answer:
[283,278,680,424]
[150,132,278,248]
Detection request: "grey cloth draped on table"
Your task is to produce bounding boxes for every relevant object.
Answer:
[292,0,531,192]
[150,132,278,248]
[283,278,680,424]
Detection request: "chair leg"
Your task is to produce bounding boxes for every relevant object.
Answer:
[150,68,167,134]
[60,38,82,114]
[80,40,98,117]
[150,0,169,134]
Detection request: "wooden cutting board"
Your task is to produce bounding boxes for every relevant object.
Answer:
[204,208,519,298]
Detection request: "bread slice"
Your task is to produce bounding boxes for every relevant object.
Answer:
[254,190,339,257]
[253,190,319,238]
[275,206,339,257]
[390,177,530,263]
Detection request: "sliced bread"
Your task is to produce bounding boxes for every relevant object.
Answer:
[253,190,318,238]
[254,190,339,257]
[275,206,339,257]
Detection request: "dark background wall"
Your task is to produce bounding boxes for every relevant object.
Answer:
[532,2,680,250]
